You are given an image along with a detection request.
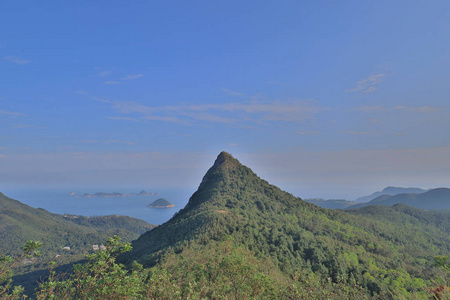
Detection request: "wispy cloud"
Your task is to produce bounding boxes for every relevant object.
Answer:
[393,131,408,136]
[121,74,144,80]
[339,130,383,136]
[354,106,385,112]
[2,55,30,65]
[339,130,408,136]
[105,116,144,122]
[265,81,291,85]
[102,99,320,125]
[81,140,136,145]
[294,130,320,135]
[394,106,444,113]
[0,109,26,117]
[97,70,112,77]
[347,74,385,93]
[221,88,243,97]
[13,123,37,129]
[102,74,143,85]
[355,105,444,113]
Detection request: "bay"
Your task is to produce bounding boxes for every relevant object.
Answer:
[2,187,196,225]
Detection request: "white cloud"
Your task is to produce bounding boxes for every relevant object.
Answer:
[13,123,36,128]
[121,74,144,80]
[347,74,385,93]
[355,105,444,114]
[106,116,143,122]
[0,109,26,116]
[394,106,444,113]
[221,88,243,97]
[339,130,383,136]
[294,130,320,135]
[81,140,136,145]
[3,55,30,65]
[101,99,320,125]
[104,81,120,85]
[339,130,407,136]
[97,70,112,77]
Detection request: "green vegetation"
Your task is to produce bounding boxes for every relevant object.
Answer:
[31,236,368,299]
[0,192,155,255]
[120,152,450,298]
[1,240,42,299]
[0,192,156,295]
[3,152,450,298]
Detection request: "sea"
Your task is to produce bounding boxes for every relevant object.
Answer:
[2,187,196,225]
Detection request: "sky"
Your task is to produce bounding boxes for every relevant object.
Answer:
[1,1,450,200]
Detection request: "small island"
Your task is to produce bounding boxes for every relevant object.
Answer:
[148,198,175,208]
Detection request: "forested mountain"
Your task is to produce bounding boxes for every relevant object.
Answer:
[3,152,450,299]
[348,188,450,210]
[118,152,450,298]
[0,192,155,256]
[355,186,429,203]
[0,191,156,294]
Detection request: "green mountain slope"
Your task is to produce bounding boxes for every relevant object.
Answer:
[0,192,156,256]
[0,192,157,295]
[121,152,450,297]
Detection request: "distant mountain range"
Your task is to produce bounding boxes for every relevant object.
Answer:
[305,186,450,211]
[348,187,450,210]
[354,186,429,203]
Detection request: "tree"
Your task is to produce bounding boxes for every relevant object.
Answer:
[1,240,42,299]
[37,235,144,300]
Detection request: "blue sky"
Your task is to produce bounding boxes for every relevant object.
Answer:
[1,1,450,199]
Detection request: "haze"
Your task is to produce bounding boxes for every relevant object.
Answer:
[1,1,450,199]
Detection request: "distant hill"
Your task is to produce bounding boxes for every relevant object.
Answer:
[0,192,156,294]
[120,151,450,297]
[0,192,156,256]
[148,198,174,208]
[348,187,450,210]
[355,186,428,203]
[304,198,356,209]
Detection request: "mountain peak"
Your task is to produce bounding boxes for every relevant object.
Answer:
[213,151,238,168]
[191,152,242,203]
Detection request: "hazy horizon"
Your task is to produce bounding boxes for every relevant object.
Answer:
[1,2,450,200]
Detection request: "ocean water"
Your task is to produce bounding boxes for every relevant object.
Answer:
[2,187,196,225]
